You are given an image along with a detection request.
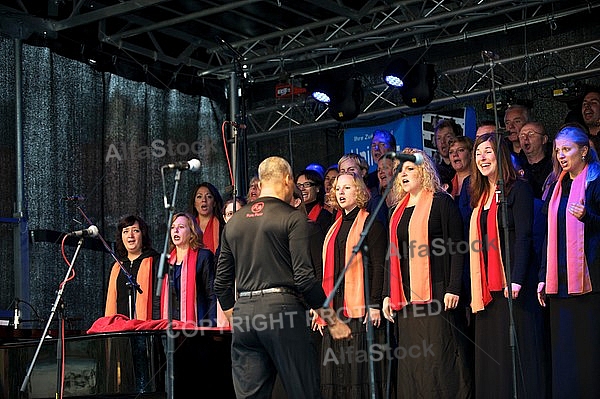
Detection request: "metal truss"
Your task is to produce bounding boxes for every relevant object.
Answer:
[1,0,599,139]
[245,37,600,141]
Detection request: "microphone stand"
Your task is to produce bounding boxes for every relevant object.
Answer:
[323,156,404,399]
[155,166,183,399]
[486,51,518,399]
[20,237,85,395]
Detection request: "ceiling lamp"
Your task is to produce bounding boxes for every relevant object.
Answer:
[384,59,437,108]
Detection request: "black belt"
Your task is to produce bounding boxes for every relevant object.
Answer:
[238,287,296,298]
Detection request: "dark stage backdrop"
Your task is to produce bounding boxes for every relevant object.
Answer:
[0,36,228,330]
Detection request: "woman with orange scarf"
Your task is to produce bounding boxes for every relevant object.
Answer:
[160,212,216,326]
[382,148,472,398]
[105,215,160,320]
[319,172,387,399]
[538,123,600,398]
[469,133,545,398]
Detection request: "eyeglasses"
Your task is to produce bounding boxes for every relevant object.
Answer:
[296,182,316,189]
[518,130,543,139]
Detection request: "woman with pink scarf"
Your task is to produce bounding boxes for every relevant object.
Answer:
[538,123,600,398]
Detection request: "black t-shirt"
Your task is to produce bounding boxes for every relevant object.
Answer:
[215,196,326,310]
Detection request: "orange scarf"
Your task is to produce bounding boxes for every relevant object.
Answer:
[388,190,433,310]
[321,208,368,318]
[546,167,592,295]
[160,248,198,324]
[469,190,507,312]
[200,215,220,254]
[105,257,154,320]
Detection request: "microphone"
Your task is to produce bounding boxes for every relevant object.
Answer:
[63,195,86,201]
[384,152,424,165]
[13,299,19,330]
[481,50,499,60]
[228,121,247,129]
[163,159,201,172]
[68,225,99,238]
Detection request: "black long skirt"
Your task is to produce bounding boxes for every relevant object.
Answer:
[320,317,389,399]
[548,292,600,399]
[474,291,547,399]
[393,302,473,399]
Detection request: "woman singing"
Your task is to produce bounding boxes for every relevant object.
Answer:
[538,123,600,398]
[160,212,216,326]
[382,148,472,399]
[319,172,387,399]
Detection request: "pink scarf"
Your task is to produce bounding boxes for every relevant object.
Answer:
[546,167,592,295]
[160,248,198,324]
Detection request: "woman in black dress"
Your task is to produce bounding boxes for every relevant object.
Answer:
[469,133,546,398]
[319,172,387,399]
[382,148,473,399]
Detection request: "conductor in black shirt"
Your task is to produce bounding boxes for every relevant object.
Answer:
[215,156,351,399]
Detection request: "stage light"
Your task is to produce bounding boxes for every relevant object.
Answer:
[309,80,334,103]
[383,57,410,88]
[384,59,437,108]
[328,79,364,122]
[312,89,331,103]
[401,63,437,107]
[309,77,364,121]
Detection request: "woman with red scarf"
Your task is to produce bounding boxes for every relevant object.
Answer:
[538,123,600,398]
[469,133,545,398]
[381,148,472,398]
[160,212,216,326]
[319,172,387,399]
[188,182,225,255]
[296,169,332,234]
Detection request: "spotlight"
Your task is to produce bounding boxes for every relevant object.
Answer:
[383,58,410,88]
[400,63,437,107]
[309,78,364,121]
[384,59,437,108]
[309,80,334,103]
[328,79,364,122]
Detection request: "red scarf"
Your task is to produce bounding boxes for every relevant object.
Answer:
[450,174,460,198]
[388,190,433,310]
[105,257,154,320]
[469,190,507,312]
[160,248,198,324]
[321,208,368,318]
[307,202,324,222]
[546,167,592,295]
[200,215,220,254]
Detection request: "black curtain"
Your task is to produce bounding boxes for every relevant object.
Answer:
[0,35,227,330]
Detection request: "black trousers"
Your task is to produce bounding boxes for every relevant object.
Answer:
[230,292,321,399]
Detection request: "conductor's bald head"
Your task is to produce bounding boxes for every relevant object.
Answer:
[258,156,295,203]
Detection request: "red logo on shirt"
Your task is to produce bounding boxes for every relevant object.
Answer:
[247,202,264,217]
